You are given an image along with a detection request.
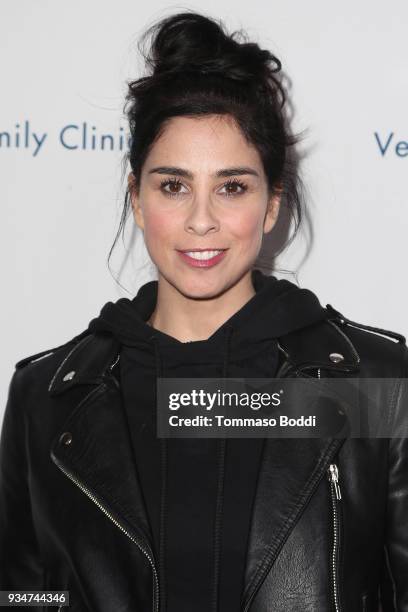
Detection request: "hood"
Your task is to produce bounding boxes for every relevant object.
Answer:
[87,268,330,379]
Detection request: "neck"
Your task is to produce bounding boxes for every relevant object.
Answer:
[147,270,256,342]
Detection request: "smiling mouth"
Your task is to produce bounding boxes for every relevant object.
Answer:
[176,248,229,267]
[177,249,227,260]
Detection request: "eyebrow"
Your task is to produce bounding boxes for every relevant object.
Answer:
[147,166,260,179]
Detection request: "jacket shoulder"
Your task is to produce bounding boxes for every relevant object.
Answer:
[326,303,407,374]
[14,329,92,371]
[3,330,93,428]
[11,329,120,401]
[326,304,406,344]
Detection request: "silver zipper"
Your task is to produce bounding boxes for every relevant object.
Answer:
[327,463,342,612]
[52,457,159,612]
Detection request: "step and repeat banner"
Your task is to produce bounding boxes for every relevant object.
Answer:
[1,0,407,414]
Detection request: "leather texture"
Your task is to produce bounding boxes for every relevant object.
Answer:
[1,308,408,612]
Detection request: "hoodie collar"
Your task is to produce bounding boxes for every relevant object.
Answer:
[84,268,332,385]
[87,269,330,349]
[49,283,360,398]
[48,319,360,396]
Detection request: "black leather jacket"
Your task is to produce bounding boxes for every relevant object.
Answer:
[1,305,408,612]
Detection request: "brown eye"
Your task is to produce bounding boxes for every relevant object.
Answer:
[220,179,248,197]
[160,178,186,197]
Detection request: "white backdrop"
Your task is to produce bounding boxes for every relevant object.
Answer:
[1,0,407,419]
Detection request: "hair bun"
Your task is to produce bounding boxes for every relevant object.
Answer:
[142,12,281,84]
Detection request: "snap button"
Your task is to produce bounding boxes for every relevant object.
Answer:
[63,370,76,382]
[59,432,73,446]
[329,352,344,363]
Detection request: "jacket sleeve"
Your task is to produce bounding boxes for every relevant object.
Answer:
[0,367,45,591]
[380,346,408,611]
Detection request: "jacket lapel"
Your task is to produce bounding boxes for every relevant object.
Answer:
[49,333,156,564]
[241,433,346,610]
[241,318,360,610]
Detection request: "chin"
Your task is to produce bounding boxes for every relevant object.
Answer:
[172,274,229,301]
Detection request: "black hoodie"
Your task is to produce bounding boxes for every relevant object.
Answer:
[87,268,329,612]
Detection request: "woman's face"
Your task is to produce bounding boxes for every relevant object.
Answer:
[129,114,281,299]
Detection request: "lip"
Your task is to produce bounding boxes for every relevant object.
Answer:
[176,248,228,268]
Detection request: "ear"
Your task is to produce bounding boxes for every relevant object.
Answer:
[263,184,282,234]
[128,172,144,231]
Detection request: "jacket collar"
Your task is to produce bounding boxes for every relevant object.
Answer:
[277,318,360,374]
[48,332,121,396]
[48,316,360,396]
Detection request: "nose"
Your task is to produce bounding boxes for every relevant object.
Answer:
[184,195,220,235]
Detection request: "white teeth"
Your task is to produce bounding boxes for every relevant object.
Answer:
[184,250,224,260]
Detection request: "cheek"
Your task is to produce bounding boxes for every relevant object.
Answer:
[143,208,170,240]
[142,207,179,257]
[228,207,264,241]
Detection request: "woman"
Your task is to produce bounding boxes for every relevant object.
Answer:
[1,10,407,612]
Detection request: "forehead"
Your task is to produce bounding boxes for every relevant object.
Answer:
[144,115,263,172]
